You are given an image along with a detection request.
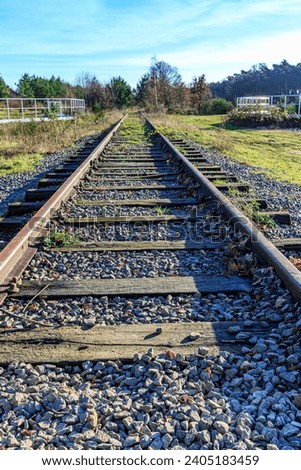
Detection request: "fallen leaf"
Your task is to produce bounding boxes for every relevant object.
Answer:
[181,395,191,403]
[290,257,301,270]
[21,430,33,436]
[165,350,175,360]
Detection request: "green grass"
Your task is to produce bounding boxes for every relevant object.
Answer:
[155,205,171,215]
[118,113,157,145]
[150,114,301,186]
[238,200,276,230]
[0,153,42,176]
[226,187,241,196]
[255,212,276,229]
[212,178,228,185]
[118,114,147,145]
[44,231,80,247]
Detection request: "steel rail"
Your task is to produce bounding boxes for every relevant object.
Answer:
[146,117,301,302]
[0,116,126,290]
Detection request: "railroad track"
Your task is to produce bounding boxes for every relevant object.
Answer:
[1,114,301,451]
[0,113,300,365]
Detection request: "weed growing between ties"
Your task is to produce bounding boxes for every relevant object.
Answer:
[0,110,122,176]
[44,231,80,247]
[235,199,276,231]
[154,205,171,215]
[174,144,187,155]
[226,187,241,197]
[150,113,301,186]
[212,178,228,185]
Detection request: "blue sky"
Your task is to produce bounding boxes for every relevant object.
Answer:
[1,0,301,89]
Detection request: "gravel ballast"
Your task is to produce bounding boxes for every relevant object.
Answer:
[190,144,301,241]
[1,129,301,451]
[23,248,227,281]
[1,308,301,451]
[0,136,100,217]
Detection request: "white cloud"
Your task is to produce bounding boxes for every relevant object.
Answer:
[153,29,301,81]
[89,28,301,83]
[2,0,301,57]
[1,0,301,86]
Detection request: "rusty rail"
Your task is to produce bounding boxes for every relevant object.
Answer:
[146,117,301,302]
[0,116,126,291]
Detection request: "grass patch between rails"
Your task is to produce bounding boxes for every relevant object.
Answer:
[150,113,301,186]
[119,115,145,144]
[118,113,156,145]
[0,110,122,176]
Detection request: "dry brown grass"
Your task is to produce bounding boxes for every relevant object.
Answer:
[0,111,123,175]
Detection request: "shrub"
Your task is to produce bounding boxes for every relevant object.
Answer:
[200,98,233,115]
[224,105,301,128]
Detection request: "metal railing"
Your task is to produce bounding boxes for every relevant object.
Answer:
[237,94,301,115]
[0,98,85,121]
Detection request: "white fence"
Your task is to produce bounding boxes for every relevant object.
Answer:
[0,98,85,121]
[237,94,301,115]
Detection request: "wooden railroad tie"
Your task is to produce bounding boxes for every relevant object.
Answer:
[101,155,167,160]
[100,159,168,164]
[64,214,198,224]
[80,184,188,191]
[259,211,291,225]
[7,201,44,216]
[11,275,252,299]
[89,173,181,180]
[186,157,207,162]
[0,321,271,364]
[273,238,301,249]
[51,239,227,253]
[199,171,229,177]
[45,172,74,179]
[0,217,24,231]
[93,165,173,171]
[215,183,250,192]
[38,178,67,188]
[207,176,238,183]
[25,188,59,202]
[235,198,268,209]
[75,198,200,207]
[54,164,80,172]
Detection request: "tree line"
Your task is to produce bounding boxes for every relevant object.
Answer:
[1,59,300,114]
[210,60,301,101]
[0,58,218,114]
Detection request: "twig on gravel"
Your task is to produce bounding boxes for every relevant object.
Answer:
[0,306,59,328]
[21,282,53,312]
